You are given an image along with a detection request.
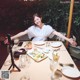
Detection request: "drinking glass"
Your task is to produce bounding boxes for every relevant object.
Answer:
[26,55,31,68]
[14,38,19,45]
[19,54,26,68]
[4,60,11,66]
[50,60,61,80]
[13,39,19,51]
[20,73,30,80]
[53,52,59,62]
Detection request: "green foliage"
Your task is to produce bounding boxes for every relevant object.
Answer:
[38,0,80,45]
[39,0,70,32]
[72,4,80,45]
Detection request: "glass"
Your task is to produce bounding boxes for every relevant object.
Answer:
[13,39,19,51]
[46,41,50,47]
[20,73,30,80]
[14,38,19,45]
[4,60,11,66]
[19,54,26,68]
[50,60,61,80]
[53,52,59,62]
[26,55,31,68]
[50,51,62,80]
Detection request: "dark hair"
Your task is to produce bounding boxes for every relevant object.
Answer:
[33,13,42,19]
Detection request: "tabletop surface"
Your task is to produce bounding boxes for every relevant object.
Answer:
[1,41,80,80]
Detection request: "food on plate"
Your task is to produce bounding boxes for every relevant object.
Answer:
[25,41,32,49]
[32,49,44,60]
[27,49,46,61]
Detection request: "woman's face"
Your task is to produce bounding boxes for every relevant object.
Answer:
[34,16,42,27]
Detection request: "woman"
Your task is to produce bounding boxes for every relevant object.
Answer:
[5,13,77,46]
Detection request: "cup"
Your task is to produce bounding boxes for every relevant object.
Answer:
[20,75,30,80]
[53,53,59,62]
[19,54,26,68]
[20,72,30,80]
[50,60,59,80]
[14,38,19,45]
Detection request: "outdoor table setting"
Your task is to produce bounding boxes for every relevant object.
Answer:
[0,41,80,80]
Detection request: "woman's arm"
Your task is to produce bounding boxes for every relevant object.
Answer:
[11,30,28,40]
[53,31,77,46]
[4,30,28,44]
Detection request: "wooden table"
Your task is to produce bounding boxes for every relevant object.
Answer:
[1,41,80,80]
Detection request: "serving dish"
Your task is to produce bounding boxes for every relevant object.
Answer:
[27,49,47,62]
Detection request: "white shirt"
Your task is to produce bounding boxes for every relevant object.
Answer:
[27,24,55,41]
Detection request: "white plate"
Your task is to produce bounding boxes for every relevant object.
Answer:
[62,66,80,78]
[27,49,47,62]
[50,42,62,48]
[43,47,53,53]
[33,41,45,46]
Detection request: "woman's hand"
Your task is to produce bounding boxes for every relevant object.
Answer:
[69,38,77,46]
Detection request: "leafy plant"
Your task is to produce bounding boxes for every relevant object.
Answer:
[39,0,80,45]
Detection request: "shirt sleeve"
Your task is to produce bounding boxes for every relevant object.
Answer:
[46,25,56,38]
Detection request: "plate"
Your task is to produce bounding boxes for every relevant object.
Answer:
[27,49,47,62]
[43,47,52,52]
[33,41,45,46]
[50,42,62,48]
[62,66,80,78]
